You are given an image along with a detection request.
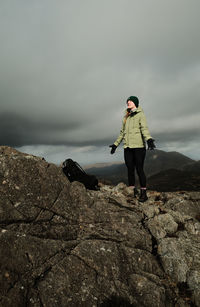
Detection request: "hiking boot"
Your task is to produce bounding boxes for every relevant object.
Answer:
[133,187,139,198]
[138,189,148,202]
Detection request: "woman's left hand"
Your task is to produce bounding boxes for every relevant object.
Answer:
[147,138,156,150]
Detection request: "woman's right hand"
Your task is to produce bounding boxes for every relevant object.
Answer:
[109,144,117,154]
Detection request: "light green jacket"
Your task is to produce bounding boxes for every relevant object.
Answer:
[114,106,152,148]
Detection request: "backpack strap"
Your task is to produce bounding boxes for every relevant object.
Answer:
[75,161,86,174]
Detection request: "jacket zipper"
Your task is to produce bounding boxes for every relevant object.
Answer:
[127,117,130,147]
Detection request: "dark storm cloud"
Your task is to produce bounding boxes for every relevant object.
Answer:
[0,111,113,147]
[0,111,85,146]
[0,0,200,162]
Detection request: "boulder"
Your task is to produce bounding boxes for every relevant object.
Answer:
[0,146,200,306]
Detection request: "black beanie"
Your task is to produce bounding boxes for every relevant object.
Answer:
[126,96,139,108]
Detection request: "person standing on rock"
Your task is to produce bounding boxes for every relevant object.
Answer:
[109,96,156,202]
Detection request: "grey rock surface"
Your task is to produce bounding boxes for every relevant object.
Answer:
[0,146,200,306]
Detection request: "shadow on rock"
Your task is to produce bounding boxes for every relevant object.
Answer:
[99,295,134,307]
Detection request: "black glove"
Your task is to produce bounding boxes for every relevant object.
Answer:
[147,138,156,150]
[109,144,117,154]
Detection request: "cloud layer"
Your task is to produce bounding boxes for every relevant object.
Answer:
[0,0,200,163]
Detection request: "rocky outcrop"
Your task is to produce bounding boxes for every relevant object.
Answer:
[0,146,200,307]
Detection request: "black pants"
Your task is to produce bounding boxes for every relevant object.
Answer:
[124,147,146,187]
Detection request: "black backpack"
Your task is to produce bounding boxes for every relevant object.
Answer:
[62,158,100,191]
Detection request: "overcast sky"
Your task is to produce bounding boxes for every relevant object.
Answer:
[0,0,200,165]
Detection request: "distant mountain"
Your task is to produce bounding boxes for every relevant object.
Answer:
[85,149,195,186]
[83,161,122,170]
[143,150,194,175]
[148,166,200,192]
[182,160,200,173]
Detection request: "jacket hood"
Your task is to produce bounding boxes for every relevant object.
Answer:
[136,106,143,113]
